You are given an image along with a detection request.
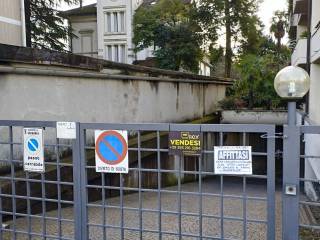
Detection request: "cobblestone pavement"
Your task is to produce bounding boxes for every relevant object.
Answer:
[3,178,282,240]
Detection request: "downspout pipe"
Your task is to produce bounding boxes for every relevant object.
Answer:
[305,0,312,114]
[20,0,26,47]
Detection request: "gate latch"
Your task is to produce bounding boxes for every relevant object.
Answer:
[285,184,297,196]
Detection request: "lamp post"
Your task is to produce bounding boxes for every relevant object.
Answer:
[274,66,310,125]
[274,66,310,240]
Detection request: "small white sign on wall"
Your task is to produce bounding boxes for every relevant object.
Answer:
[214,146,252,175]
[23,128,45,172]
[56,122,76,139]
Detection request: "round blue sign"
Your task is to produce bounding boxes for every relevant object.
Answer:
[96,131,128,165]
[28,138,39,152]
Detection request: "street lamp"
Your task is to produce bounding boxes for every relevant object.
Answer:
[275,66,310,240]
[274,66,310,126]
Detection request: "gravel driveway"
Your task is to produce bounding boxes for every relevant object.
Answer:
[2,178,282,240]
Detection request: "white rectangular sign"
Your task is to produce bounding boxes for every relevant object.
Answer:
[95,130,128,173]
[56,122,76,139]
[23,128,45,172]
[214,146,252,175]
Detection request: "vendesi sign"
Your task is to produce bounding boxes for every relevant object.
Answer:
[95,130,128,173]
[214,146,252,175]
[169,131,201,155]
[23,128,45,172]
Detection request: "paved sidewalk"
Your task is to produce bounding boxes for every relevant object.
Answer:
[3,178,282,240]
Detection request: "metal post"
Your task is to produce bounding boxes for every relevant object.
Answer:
[72,123,83,240]
[283,101,300,240]
[287,101,297,126]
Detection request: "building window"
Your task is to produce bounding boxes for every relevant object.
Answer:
[104,10,126,34]
[107,45,112,60]
[105,44,127,63]
[121,45,126,63]
[120,12,125,32]
[114,45,119,62]
[79,29,94,56]
[106,13,112,32]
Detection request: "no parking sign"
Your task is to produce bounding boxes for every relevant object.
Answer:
[23,128,44,172]
[95,130,128,173]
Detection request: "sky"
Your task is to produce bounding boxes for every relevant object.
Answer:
[259,0,288,35]
[62,0,288,40]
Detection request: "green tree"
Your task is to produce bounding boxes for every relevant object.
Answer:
[196,0,262,78]
[133,0,203,73]
[24,0,79,51]
[270,10,289,49]
[219,37,291,110]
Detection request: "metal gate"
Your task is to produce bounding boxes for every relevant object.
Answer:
[282,124,320,240]
[0,121,276,239]
[0,121,80,240]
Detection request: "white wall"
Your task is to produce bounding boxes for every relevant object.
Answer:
[304,127,320,201]
[0,66,226,123]
[311,0,320,63]
[71,16,98,58]
[97,0,133,63]
[311,0,320,31]
[96,0,154,63]
[291,38,307,66]
[0,0,24,46]
[309,64,320,124]
[304,52,320,200]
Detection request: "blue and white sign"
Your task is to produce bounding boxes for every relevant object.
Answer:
[95,130,128,173]
[23,128,44,172]
[214,146,252,175]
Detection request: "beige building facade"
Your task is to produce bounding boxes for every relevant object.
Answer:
[290,0,320,200]
[0,0,26,46]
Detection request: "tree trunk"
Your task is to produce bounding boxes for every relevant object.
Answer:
[224,0,232,78]
[24,0,31,47]
[277,37,281,50]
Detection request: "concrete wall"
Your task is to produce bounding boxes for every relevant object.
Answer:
[0,65,227,123]
[221,110,287,125]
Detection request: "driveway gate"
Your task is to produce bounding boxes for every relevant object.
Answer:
[0,121,276,239]
[282,124,320,240]
[0,121,79,240]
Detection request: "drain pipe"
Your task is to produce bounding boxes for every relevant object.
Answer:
[305,0,312,114]
[20,0,26,47]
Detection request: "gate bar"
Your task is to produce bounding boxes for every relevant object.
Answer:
[282,126,300,240]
